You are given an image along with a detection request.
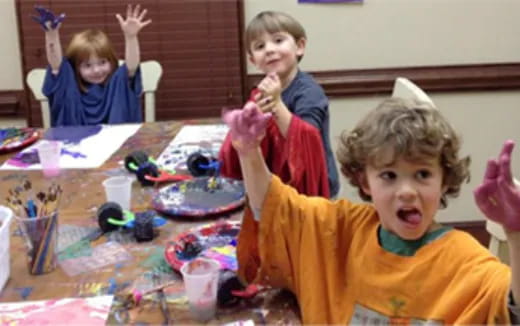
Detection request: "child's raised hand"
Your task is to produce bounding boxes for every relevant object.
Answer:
[222,101,271,154]
[116,4,152,38]
[474,140,520,231]
[32,6,65,31]
[257,73,282,114]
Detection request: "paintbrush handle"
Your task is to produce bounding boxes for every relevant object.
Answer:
[31,212,57,274]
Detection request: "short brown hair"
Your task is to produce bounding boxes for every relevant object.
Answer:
[336,98,470,208]
[65,29,119,92]
[245,11,306,61]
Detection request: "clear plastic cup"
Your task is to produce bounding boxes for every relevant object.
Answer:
[102,176,132,210]
[15,212,59,275]
[37,141,62,177]
[180,258,220,322]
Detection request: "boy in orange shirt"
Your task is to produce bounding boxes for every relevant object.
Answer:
[223,97,520,324]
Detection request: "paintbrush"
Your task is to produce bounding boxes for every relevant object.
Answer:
[31,212,57,274]
[157,288,171,325]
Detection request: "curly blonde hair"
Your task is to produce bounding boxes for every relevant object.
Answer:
[336,97,470,208]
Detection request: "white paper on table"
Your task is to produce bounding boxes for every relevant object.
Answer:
[0,124,141,170]
[0,295,114,325]
[155,124,228,172]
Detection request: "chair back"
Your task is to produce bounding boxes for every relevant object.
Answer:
[26,68,51,128]
[140,60,163,122]
[391,77,435,107]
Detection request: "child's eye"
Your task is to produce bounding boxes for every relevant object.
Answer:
[253,43,264,50]
[416,169,432,179]
[100,59,107,65]
[379,171,396,180]
[275,37,284,43]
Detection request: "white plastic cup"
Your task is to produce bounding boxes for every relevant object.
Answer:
[102,176,132,210]
[37,141,62,177]
[0,206,13,292]
[180,258,220,322]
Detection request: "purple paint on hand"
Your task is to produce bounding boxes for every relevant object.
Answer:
[474,140,520,231]
[222,101,271,153]
[31,6,65,31]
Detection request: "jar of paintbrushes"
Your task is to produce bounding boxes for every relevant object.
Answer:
[8,181,62,275]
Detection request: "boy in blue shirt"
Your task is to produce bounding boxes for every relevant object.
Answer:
[220,11,339,198]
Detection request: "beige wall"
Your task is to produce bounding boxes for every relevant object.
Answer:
[245,0,520,71]
[0,0,23,90]
[245,0,520,223]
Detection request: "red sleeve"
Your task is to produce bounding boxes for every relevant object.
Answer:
[270,116,330,198]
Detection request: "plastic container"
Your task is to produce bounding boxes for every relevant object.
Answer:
[37,141,62,177]
[0,206,13,292]
[180,258,220,322]
[102,176,133,210]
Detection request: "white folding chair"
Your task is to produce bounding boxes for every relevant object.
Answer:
[391,77,435,107]
[140,60,162,122]
[25,60,163,128]
[26,68,50,128]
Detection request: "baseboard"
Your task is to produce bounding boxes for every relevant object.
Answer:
[0,90,26,117]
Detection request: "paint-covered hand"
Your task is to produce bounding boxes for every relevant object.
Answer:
[116,4,152,38]
[222,101,271,154]
[474,140,520,231]
[256,73,282,114]
[32,6,65,31]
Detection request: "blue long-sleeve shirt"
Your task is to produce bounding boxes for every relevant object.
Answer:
[43,58,143,127]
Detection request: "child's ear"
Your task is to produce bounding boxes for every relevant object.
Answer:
[248,52,258,67]
[295,38,306,58]
[358,171,371,197]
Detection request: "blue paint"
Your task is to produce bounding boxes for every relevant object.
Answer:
[44,125,102,144]
[15,287,33,300]
[61,148,87,159]
[107,278,117,294]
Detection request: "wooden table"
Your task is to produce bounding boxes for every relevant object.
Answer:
[0,121,301,325]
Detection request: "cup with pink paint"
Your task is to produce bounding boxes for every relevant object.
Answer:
[180,257,220,322]
[37,141,62,177]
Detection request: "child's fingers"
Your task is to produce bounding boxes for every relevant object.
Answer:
[499,140,515,162]
[138,8,148,21]
[483,159,499,180]
[115,14,124,25]
[133,4,141,18]
[126,4,132,18]
[141,19,152,28]
[496,140,515,183]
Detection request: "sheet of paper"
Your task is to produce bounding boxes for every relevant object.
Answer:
[0,124,141,170]
[155,124,228,172]
[0,295,113,326]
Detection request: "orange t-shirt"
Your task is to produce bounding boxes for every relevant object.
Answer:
[237,175,511,324]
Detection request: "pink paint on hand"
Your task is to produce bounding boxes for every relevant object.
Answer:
[222,101,271,153]
[474,140,520,231]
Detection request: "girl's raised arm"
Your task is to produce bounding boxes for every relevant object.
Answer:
[116,4,152,77]
[32,6,65,74]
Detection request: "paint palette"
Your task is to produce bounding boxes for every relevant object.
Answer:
[164,220,240,271]
[0,128,39,153]
[152,177,246,217]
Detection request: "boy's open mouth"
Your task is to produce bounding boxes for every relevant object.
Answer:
[397,208,422,226]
